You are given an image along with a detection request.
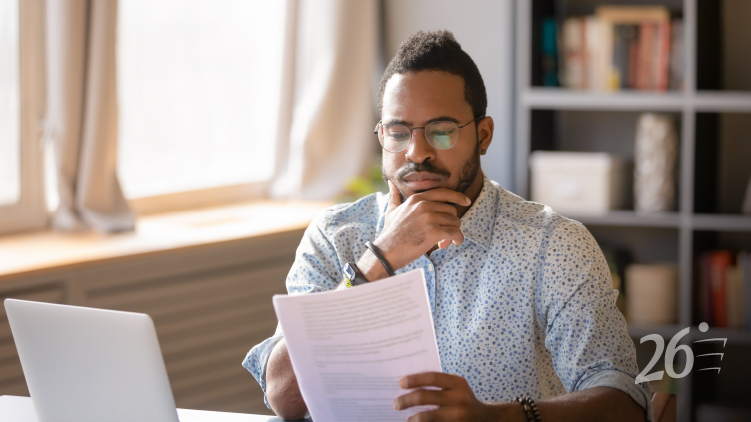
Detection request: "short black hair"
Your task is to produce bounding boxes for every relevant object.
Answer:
[377,30,487,119]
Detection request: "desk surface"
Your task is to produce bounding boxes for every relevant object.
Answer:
[0,396,300,422]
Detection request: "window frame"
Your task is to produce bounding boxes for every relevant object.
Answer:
[0,0,46,235]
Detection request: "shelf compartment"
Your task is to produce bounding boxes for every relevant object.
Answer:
[589,226,680,264]
[694,112,751,214]
[692,342,751,415]
[529,109,683,212]
[528,0,685,90]
[696,0,751,92]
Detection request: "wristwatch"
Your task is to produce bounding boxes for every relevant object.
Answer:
[343,262,368,287]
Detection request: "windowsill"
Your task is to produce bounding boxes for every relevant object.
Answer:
[0,200,332,281]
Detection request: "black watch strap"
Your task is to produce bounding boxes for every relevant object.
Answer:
[343,262,368,287]
[365,241,395,277]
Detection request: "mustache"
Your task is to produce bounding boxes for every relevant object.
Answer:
[395,162,451,181]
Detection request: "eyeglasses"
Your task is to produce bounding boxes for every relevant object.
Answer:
[373,116,485,153]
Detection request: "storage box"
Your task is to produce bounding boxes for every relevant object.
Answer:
[625,263,679,325]
[530,151,629,214]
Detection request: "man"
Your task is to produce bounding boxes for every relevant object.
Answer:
[243,30,652,422]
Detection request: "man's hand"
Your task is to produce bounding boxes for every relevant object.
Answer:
[393,372,517,422]
[375,181,470,270]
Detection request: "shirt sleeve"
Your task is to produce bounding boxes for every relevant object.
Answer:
[538,220,653,422]
[241,214,343,409]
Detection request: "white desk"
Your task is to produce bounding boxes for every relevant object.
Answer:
[0,396,308,422]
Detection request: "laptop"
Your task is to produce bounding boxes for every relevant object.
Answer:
[4,299,180,422]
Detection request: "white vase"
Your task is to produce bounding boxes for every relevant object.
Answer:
[634,113,678,213]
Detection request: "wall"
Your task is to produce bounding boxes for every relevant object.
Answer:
[382,0,516,192]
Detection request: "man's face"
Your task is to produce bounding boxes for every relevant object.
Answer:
[380,71,491,201]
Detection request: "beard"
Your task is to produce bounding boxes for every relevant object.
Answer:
[382,141,481,202]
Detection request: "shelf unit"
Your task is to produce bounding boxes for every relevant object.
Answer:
[515,1,751,420]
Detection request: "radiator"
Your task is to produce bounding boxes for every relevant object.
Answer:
[0,228,304,416]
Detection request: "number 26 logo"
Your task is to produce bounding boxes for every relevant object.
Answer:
[636,324,727,384]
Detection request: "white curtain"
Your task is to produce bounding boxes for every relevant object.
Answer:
[44,0,134,233]
[271,0,379,200]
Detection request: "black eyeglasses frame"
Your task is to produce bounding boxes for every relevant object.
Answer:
[373,115,485,153]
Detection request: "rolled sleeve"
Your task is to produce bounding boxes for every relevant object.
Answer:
[242,330,283,409]
[578,369,654,422]
[241,210,346,408]
[540,221,652,421]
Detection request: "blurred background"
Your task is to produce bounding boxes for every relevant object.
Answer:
[0,0,750,420]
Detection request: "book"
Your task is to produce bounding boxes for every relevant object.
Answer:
[711,251,732,328]
[700,253,714,326]
[655,21,671,91]
[585,16,602,90]
[734,252,746,328]
[743,176,751,215]
[596,6,670,91]
[636,23,655,90]
[557,7,681,92]
[668,19,684,90]
[561,17,586,89]
[741,251,751,328]
[726,264,741,328]
[613,25,637,88]
[541,17,559,87]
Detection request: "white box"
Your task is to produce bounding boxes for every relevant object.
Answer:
[530,151,629,214]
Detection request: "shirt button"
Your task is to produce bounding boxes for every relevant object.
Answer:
[428,263,434,272]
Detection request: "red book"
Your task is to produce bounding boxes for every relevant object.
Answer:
[656,21,671,91]
[701,253,714,326]
[711,251,733,327]
[636,23,654,90]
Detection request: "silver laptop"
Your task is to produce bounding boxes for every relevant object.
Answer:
[4,299,180,422]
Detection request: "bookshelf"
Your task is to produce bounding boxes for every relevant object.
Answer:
[514,0,751,420]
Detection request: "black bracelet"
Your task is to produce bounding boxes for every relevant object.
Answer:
[512,397,541,422]
[365,241,395,277]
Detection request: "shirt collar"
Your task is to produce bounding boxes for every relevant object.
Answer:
[458,175,497,251]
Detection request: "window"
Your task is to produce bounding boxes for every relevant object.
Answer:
[0,0,20,207]
[117,0,287,210]
[0,0,45,235]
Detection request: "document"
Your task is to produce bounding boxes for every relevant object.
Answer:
[273,269,442,422]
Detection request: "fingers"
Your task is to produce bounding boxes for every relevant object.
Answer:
[400,372,462,390]
[386,180,402,214]
[394,388,445,411]
[423,210,464,249]
[414,200,459,217]
[411,188,471,206]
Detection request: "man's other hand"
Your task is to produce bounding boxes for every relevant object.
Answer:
[376,181,469,270]
[394,372,518,422]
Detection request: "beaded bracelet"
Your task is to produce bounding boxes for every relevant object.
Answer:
[512,396,542,422]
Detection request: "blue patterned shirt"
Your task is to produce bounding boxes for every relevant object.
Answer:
[243,176,653,421]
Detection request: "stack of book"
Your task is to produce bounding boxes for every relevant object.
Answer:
[558,6,684,91]
[697,251,751,329]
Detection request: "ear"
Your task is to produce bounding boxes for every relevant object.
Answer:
[477,116,494,153]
